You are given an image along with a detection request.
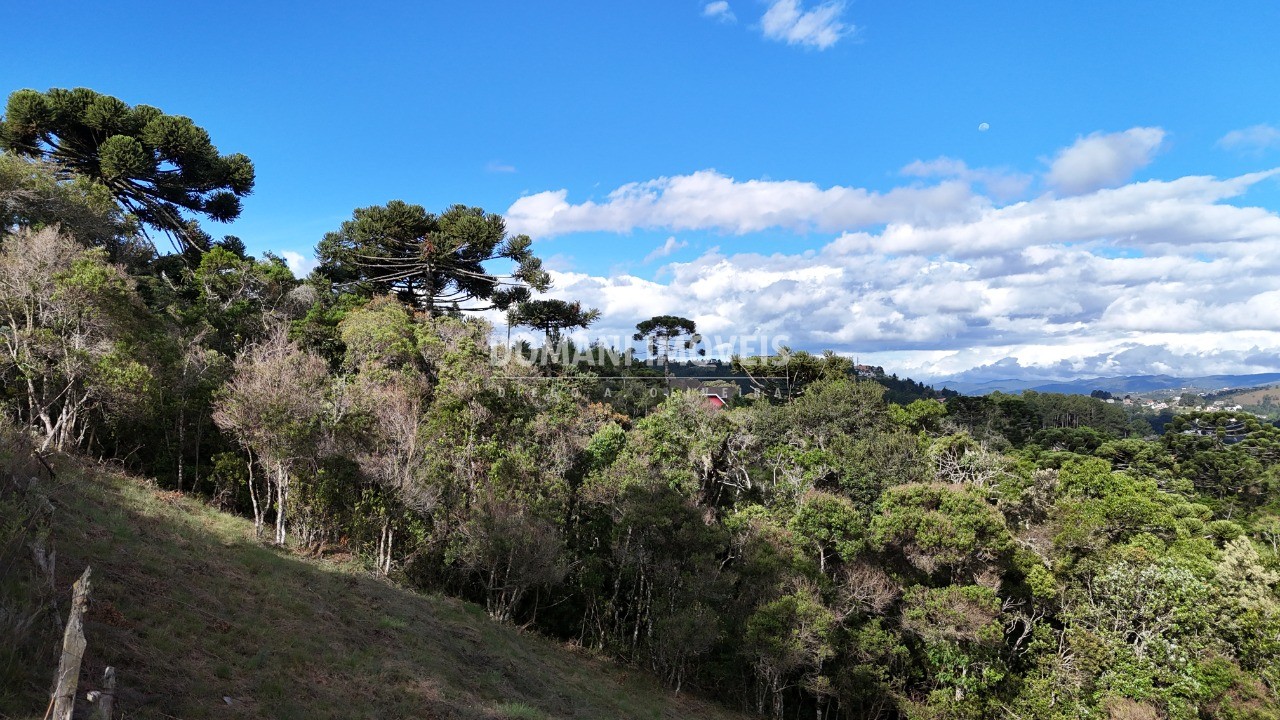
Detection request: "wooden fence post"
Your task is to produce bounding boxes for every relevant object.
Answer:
[87,666,115,720]
[49,566,91,720]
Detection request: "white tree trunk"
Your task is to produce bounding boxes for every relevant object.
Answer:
[246,449,264,538]
[274,464,289,545]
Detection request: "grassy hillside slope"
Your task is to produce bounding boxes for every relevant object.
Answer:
[8,464,746,720]
[1203,384,1280,418]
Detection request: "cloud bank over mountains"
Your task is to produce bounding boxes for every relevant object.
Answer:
[504,127,1280,381]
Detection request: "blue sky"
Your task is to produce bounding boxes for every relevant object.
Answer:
[6,1,1280,380]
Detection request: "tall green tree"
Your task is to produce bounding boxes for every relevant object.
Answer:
[507,298,600,348]
[0,88,255,251]
[633,315,701,381]
[316,201,550,314]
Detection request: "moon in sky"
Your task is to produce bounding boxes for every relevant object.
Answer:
[978,122,991,132]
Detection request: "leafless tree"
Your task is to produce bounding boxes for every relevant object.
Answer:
[213,325,329,544]
[351,377,435,574]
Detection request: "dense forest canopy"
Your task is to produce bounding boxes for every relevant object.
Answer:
[3,88,1279,720]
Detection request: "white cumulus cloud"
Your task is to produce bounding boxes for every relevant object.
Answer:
[644,236,688,263]
[760,0,851,50]
[1218,124,1280,156]
[901,156,1033,201]
[831,170,1280,258]
[504,127,1280,379]
[280,251,318,278]
[703,1,735,23]
[513,165,1280,379]
[506,170,981,237]
[1045,127,1166,195]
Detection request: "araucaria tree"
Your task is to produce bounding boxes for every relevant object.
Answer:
[316,200,550,314]
[508,298,601,348]
[0,87,255,251]
[633,314,701,379]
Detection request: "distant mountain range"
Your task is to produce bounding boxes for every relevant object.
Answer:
[934,373,1280,396]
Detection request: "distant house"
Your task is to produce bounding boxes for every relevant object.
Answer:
[669,378,740,409]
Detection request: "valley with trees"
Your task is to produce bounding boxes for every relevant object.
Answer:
[2,85,1280,720]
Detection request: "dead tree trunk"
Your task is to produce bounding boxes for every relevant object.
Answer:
[50,566,91,720]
